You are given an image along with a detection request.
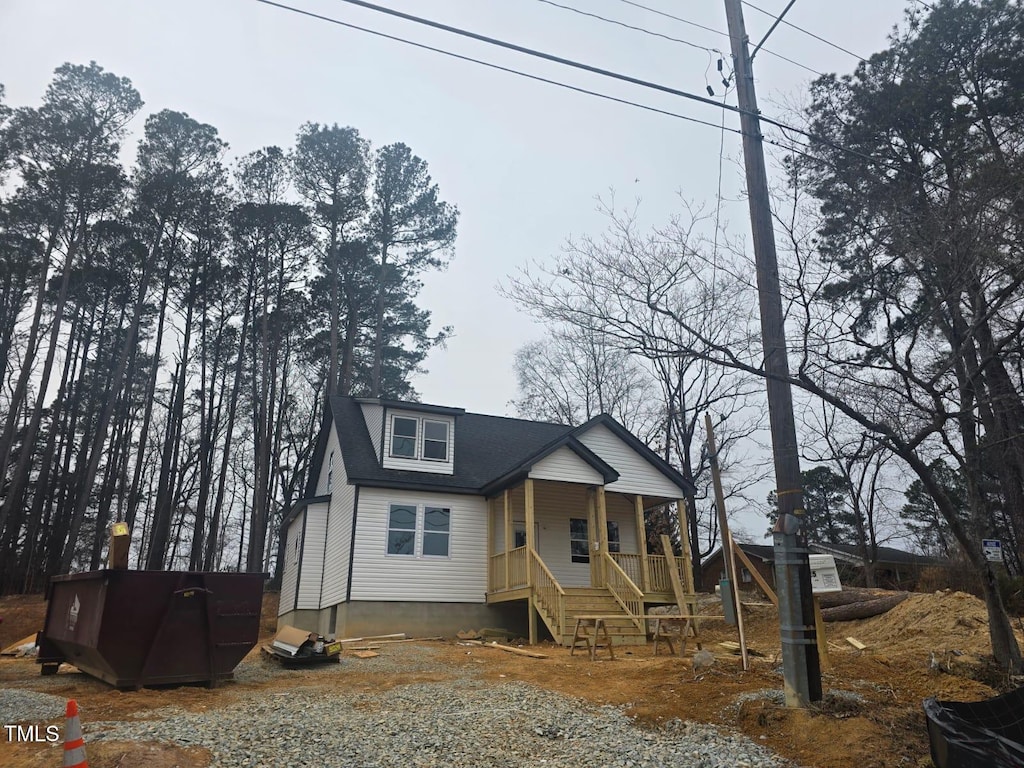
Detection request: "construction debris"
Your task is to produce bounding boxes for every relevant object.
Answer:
[1,633,38,656]
[484,641,548,659]
[846,636,867,650]
[351,650,379,659]
[338,633,406,645]
[264,625,341,667]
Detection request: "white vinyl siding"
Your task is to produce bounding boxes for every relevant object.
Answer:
[360,401,385,460]
[350,488,487,602]
[381,409,455,475]
[279,514,303,615]
[528,446,605,484]
[577,423,687,498]
[297,503,328,610]
[489,482,637,588]
[320,425,357,607]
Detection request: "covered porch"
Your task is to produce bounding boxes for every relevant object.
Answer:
[485,478,696,644]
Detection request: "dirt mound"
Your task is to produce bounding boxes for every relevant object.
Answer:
[845,590,993,654]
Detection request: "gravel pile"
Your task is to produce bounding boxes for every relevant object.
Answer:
[75,645,796,768]
[0,689,67,724]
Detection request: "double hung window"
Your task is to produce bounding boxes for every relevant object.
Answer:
[389,415,451,463]
[568,518,620,563]
[387,503,451,558]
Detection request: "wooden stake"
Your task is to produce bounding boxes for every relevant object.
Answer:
[705,414,749,672]
[813,596,831,671]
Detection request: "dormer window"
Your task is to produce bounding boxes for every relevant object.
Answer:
[391,417,418,457]
[383,410,455,474]
[422,420,449,461]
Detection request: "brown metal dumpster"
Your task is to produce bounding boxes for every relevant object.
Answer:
[36,569,265,689]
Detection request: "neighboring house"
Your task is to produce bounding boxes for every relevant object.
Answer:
[701,543,776,596]
[808,542,948,590]
[279,396,697,645]
[702,541,948,596]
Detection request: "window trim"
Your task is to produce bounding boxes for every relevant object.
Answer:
[569,518,619,563]
[389,416,419,459]
[387,413,453,464]
[570,517,590,563]
[384,502,452,560]
[421,505,451,558]
[421,419,450,462]
[385,503,418,557]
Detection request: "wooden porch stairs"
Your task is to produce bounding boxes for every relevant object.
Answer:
[534,586,647,647]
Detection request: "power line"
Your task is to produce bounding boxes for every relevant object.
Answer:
[614,0,726,37]
[259,0,962,201]
[253,0,745,134]
[534,0,722,55]
[742,0,866,61]
[322,0,738,114]
[614,0,822,75]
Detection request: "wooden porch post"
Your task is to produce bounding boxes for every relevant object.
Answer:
[587,488,598,586]
[596,485,609,587]
[487,497,495,592]
[635,495,651,592]
[525,478,537,644]
[524,479,536,580]
[503,489,512,590]
[678,498,696,595]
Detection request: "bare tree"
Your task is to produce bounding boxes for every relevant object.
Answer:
[504,196,767,586]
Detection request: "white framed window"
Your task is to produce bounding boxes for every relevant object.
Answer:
[387,504,417,556]
[570,518,589,563]
[422,506,451,556]
[390,417,418,458]
[422,420,449,461]
[569,518,619,563]
[386,503,451,558]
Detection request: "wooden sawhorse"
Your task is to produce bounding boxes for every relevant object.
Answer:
[648,614,706,657]
[569,616,616,661]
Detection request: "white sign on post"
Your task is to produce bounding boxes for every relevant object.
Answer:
[983,539,1003,563]
[808,554,843,594]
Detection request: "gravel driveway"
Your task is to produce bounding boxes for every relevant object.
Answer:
[2,644,796,768]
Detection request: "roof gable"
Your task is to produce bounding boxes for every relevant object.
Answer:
[312,396,696,498]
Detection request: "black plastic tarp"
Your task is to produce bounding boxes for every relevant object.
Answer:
[923,686,1024,768]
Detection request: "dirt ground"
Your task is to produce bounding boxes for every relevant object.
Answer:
[1,589,1019,768]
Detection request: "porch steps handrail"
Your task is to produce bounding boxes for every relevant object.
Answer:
[530,548,566,640]
[601,552,645,633]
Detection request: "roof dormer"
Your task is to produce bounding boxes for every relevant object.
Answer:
[357,398,461,475]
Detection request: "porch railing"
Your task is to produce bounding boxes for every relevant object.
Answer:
[489,552,506,590]
[610,552,643,589]
[647,554,686,593]
[489,545,529,592]
[602,552,644,632]
[530,550,566,639]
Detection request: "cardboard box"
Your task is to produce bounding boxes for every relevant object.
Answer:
[271,625,317,657]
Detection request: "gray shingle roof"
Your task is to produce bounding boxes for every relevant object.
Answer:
[310,395,694,497]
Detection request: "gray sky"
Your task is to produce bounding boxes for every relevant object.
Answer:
[0,0,919,537]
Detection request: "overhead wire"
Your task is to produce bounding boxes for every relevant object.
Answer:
[742,0,866,61]
[258,0,965,201]
[252,0,744,134]
[613,0,823,76]
[533,0,724,55]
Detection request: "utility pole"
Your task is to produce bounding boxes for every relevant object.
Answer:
[722,0,822,705]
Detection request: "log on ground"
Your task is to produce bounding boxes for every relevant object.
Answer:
[822,592,909,622]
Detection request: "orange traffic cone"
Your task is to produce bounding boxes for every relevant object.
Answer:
[63,699,87,768]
